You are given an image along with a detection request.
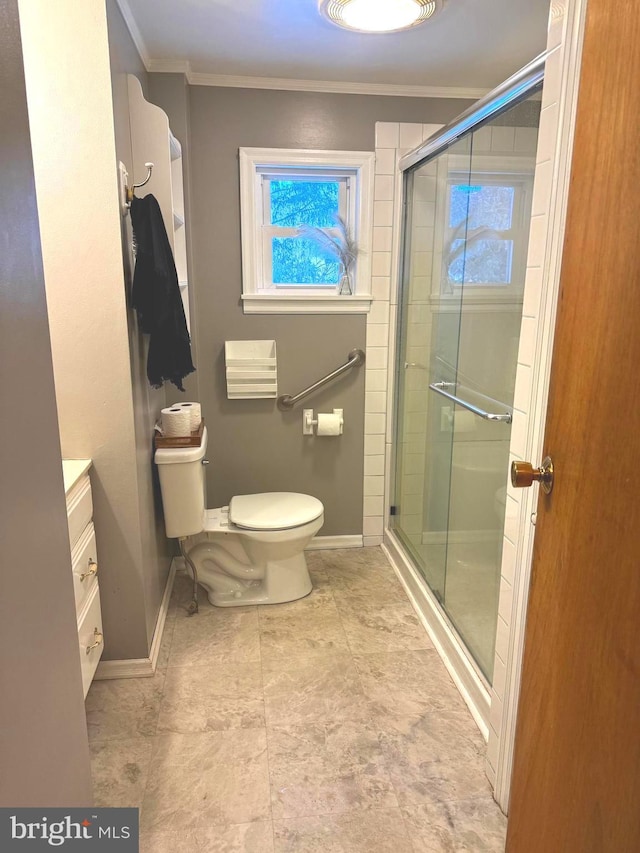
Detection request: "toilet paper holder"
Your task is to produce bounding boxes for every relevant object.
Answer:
[303,408,344,436]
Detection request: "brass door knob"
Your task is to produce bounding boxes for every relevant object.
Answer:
[511,456,554,494]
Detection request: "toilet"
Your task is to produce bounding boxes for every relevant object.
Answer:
[154,427,324,606]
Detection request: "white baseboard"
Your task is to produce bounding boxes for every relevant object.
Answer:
[94,656,156,680]
[306,534,363,550]
[147,557,177,667]
[95,558,177,681]
[383,529,491,739]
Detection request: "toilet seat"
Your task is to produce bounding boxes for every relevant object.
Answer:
[229,492,323,531]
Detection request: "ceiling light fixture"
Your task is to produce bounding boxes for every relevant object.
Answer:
[319,0,442,34]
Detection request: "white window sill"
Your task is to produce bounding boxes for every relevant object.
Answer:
[241,293,373,315]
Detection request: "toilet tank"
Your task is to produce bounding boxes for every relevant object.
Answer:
[154,427,208,538]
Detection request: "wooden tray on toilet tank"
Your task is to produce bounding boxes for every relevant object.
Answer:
[154,419,204,448]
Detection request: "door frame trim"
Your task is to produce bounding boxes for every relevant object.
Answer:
[493,0,590,810]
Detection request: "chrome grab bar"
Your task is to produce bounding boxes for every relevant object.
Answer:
[277,348,365,410]
[429,381,512,424]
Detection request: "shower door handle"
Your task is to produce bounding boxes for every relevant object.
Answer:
[429,381,512,423]
[511,457,554,494]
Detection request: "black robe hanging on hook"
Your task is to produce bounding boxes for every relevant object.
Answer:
[130,194,195,391]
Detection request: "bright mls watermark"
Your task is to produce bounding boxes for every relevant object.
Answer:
[1,809,138,850]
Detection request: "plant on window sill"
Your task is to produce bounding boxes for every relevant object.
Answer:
[297,215,358,296]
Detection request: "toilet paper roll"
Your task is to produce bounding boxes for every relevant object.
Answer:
[161,406,192,437]
[316,413,342,436]
[172,401,201,431]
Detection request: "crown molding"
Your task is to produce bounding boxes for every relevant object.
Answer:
[146,59,191,75]
[149,65,486,99]
[116,4,486,100]
[114,0,151,68]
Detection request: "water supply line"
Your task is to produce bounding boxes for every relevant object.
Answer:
[179,538,199,616]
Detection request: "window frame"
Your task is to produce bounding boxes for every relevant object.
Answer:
[262,170,351,289]
[442,173,529,290]
[239,148,375,314]
[430,152,535,302]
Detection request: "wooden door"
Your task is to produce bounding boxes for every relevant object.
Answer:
[506,1,640,850]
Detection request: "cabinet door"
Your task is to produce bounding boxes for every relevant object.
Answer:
[65,475,93,550]
[71,522,98,617]
[78,584,103,698]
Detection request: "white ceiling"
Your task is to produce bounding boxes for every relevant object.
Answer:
[121,0,550,94]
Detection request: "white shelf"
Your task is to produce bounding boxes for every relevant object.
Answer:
[225,340,278,399]
[128,76,191,335]
[169,131,182,160]
[62,458,92,495]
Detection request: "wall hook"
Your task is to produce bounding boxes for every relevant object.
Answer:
[118,160,155,215]
[125,161,154,207]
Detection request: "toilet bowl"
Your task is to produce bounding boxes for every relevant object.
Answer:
[154,427,324,606]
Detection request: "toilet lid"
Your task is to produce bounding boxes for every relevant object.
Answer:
[229,492,324,530]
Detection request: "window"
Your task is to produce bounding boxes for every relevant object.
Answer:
[239,148,374,314]
[268,175,345,287]
[440,169,533,294]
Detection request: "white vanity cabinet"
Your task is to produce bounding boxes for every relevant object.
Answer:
[62,460,103,697]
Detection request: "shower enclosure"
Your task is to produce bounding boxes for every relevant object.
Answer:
[392,61,543,687]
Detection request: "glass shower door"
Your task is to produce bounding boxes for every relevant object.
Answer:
[393,136,471,602]
[393,92,540,683]
[441,121,535,676]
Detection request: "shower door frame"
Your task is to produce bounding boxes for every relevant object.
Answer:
[386,52,546,736]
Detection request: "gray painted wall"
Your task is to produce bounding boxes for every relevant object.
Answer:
[21,0,151,664]
[106,0,172,650]
[18,0,171,665]
[148,80,472,534]
[0,0,92,805]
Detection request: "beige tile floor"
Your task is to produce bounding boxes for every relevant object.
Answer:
[86,547,507,852]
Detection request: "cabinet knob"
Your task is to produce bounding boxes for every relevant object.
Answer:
[80,558,98,582]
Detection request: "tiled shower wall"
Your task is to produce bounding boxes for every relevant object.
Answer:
[363,122,441,547]
[394,155,438,554]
